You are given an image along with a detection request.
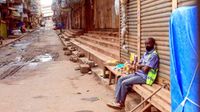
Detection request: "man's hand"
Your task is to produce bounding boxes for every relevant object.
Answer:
[136,63,144,69]
[127,64,136,71]
[136,63,151,74]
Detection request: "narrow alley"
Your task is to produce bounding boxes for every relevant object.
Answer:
[0,0,199,112]
[0,21,118,112]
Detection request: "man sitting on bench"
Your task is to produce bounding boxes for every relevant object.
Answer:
[107,37,159,109]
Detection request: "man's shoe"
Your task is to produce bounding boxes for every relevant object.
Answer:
[107,102,124,109]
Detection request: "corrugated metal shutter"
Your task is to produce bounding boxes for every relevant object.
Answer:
[120,0,137,62]
[119,0,196,84]
[178,0,197,7]
[140,0,172,84]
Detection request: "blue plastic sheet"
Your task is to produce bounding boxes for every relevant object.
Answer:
[169,6,200,112]
[113,64,125,69]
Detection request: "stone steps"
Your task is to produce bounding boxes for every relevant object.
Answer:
[80,35,120,50]
[84,33,120,43]
[63,29,84,38]
[70,39,115,68]
[70,31,120,68]
[75,38,120,60]
[88,31,119,37]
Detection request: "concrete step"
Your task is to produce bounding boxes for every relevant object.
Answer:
[88,31,119,37]
[80,35,120,50]
[63,29,84,38]
[84,33,120,43]
[75,38,120,60]
[63,32,73,38]
[70,29,83,34]
[70,39,116,68]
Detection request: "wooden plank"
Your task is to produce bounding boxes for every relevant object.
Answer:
[140,103,152,112]
[142,85,171,104]
[172,0,178,11]
[130,86,163,112]
[133,85,170,112]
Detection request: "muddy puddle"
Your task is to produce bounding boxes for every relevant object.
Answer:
[16,53,58,67]
[27,53,57,68]
[31,54,53,62]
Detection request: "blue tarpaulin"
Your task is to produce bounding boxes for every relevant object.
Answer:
[169,6,200,112]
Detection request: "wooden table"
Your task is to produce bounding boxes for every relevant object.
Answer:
[104,65,124,85]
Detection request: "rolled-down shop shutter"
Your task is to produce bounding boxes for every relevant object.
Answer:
[119,0,196,84]
[120,0,137,62]
[140,0,172,84]
[178,0,197,7]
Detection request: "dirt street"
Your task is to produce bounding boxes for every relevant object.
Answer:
[0,22,120,112]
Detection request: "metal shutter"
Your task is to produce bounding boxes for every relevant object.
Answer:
[120,0,137,62]
[178,0,197,7]
[140,0,172,84]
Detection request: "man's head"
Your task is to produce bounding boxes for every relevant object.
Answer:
[145,37,155,52]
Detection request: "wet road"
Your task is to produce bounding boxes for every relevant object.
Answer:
[0,22,119,112]
[0,28,59,80]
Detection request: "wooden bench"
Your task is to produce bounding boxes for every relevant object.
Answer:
[104,65,170,112]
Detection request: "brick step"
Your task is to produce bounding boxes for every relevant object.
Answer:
[88,31,119,37]
[84,33,120,43]
[70,39,116,68]
[80,35,120,50]
[75,38,120,60]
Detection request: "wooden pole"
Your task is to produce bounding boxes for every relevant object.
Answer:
[172,0,178,11]
[139,103,152,112]
[129,86,163,112]
[137,0,141,59]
